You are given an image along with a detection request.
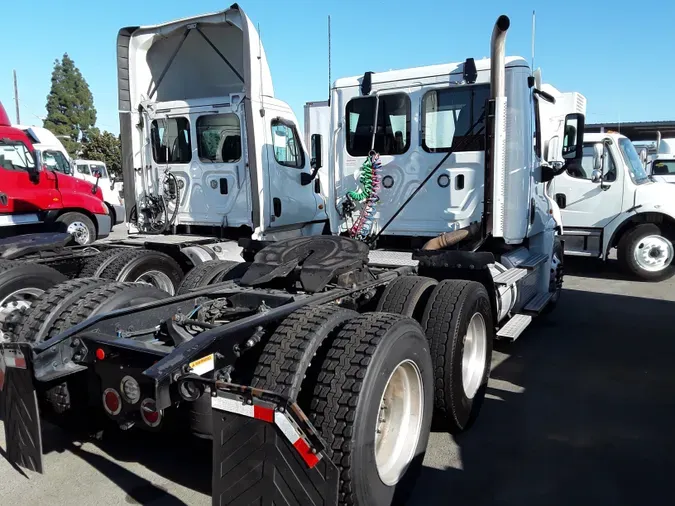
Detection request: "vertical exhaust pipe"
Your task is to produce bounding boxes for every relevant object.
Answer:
[656,130,662,153]
[490,15,510,98]
[486,15,511,239]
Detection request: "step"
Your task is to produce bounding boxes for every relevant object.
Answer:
[368,250,418,267]
[492,268,528,286]
[518,253,548,269]
[496,314,532,341]
[523,291,553,313]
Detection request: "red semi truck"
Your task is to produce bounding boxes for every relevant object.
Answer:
[0,102,111,245]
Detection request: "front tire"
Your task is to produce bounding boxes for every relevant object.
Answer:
[55,212,97,245]
[309,313,434,506]
[617,223,675,281]
[421,280,493,433]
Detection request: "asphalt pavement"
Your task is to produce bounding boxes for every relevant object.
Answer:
[1,232,674,505]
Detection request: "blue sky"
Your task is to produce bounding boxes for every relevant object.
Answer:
[1,0,673,135]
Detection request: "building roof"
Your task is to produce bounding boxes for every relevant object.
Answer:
[586,121,675,142]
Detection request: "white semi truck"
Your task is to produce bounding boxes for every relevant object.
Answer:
[1,8,585,506]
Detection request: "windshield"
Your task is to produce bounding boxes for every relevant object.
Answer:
[90,163,108,178]
[618,138,649,184]
[0,141,36,171]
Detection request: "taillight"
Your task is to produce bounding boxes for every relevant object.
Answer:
[140,398,162,427]
[103,388,122,416]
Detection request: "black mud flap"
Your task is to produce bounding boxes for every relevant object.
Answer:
[0,343,43,473]
[210,384,339,506]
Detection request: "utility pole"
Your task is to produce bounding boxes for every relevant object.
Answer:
[13,70,20,124]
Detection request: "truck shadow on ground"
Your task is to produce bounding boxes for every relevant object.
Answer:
[24,287,675,505]
[407,288,675,505]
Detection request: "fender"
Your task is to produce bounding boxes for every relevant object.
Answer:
[54,173,108,215]
[603,206,675,257]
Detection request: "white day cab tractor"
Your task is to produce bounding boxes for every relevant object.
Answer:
[549,129,675,281]
[0,8,585,506]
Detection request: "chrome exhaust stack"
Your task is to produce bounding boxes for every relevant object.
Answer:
[490,15,510,98]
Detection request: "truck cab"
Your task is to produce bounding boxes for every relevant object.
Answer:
[0,104,111,244]
[118,5,326,239]
[645,138,675,184]
[19,126,126,226]
[551,131,675,280]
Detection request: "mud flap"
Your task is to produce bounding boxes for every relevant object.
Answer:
[0,343,43,473]
[210,385,338,506]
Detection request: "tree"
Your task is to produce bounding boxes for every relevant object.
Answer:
[44,54,97,156]
[81,131,122,178]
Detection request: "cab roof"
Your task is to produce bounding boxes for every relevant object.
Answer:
[0,102,10,127]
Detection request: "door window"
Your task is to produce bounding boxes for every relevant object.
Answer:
[90,163,107,178]
[573,144,617,182]
[44,151,71,173]
[271,120,304,168]
[151,117,192,164]
[422,85,489,152]
[197,113,241,163]
[76,163,91,175]
[345,93,411,156]
[0,141,35,171]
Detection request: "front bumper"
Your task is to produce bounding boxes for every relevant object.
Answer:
[95,213,112,239]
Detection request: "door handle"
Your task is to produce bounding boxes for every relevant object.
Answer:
[555,193,567,209]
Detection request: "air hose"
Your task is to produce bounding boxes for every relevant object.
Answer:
[345,151,381,240]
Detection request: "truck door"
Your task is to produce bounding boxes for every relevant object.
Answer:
[553,143,623,229]
[265,116,324,229]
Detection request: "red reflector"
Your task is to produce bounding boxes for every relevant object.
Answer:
[144,410,159,424]
[96,348,106,360]
[293,438,320,469]
[140,398,162,427]
[103,389,121,415]
[253,405,274,423]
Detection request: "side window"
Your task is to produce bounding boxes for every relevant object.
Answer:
[574,144,616,181]
[271,120,304,168]
[44,151,71,173]
[76,164,91,175]
[345,93,411,156]
[151,117,191,164]
[652,160,675,175]
[422,85,489,152]
[197,114,241,163]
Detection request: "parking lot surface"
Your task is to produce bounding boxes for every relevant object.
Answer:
[2,239,674,505]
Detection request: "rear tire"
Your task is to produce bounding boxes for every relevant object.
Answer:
[376,276,437,321]
[55,212,97,246]
[14,278,108,343]
[78,249,126,278]
[617,223,675,281]
[97,249,184,295]
[421,279,493,433]
[0,261,67,341]
[177,260,249,295]
[309,313,433,506]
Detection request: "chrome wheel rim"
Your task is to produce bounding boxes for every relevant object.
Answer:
[462,312,487,400]
[67,221,91,245]
[375,359,424,486]
[633,235,674,273]
[134,270,175,295]
[0,287,44,338]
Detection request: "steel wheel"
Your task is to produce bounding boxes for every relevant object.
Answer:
[461,312,487,400]
[66,221,91,245]
[633,235,674,273]
[134,270,176,295]
[374,359,424,486]
[0,287,45,338]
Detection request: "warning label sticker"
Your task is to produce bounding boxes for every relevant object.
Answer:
[189,353,215,376]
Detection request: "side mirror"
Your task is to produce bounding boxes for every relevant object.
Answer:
[639,148,648,166]
[591,169,603,183]
[30,150,43,182]
[562,113,585,160]
[302,134,323,186]
[310,134,323,170]
[593,143,604,171]
[110,174,116,191]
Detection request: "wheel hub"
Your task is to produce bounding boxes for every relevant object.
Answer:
[67,221,91,245]
[634,235,674,272]
[461,312,487,400]
[374,359,424,486]
[0,287,44,341]
[134,270,175,295]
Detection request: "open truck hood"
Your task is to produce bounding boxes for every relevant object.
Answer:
[117,3,270,227]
